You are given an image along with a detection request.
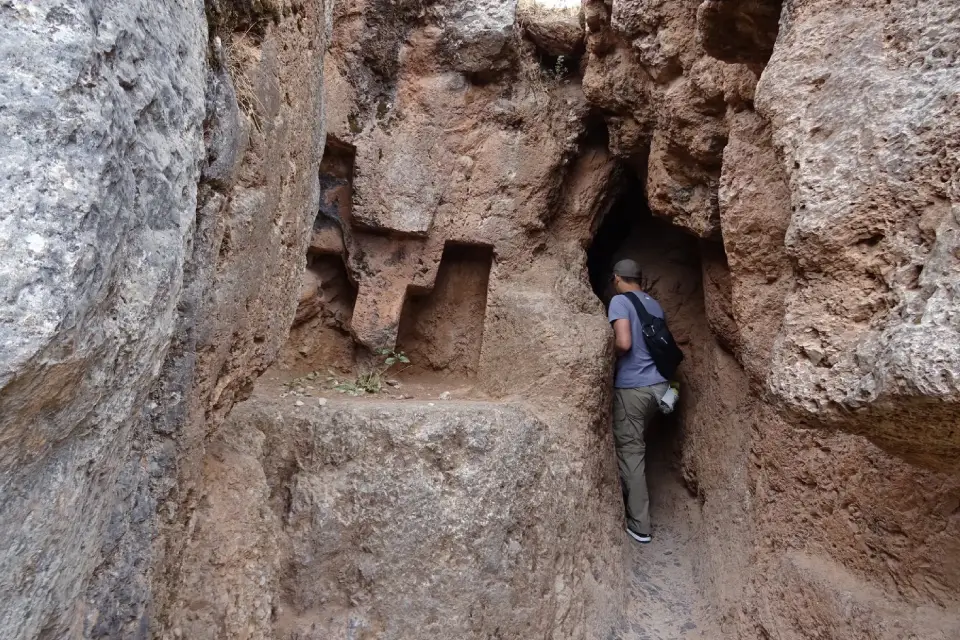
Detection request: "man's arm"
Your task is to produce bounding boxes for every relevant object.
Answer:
[608,296,632,354]
[613,318,632,354]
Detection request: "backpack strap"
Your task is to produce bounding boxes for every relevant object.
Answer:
[624,291,654,323]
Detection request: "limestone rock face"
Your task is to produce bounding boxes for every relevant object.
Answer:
[717,109,793,383]
[582,0,960,467]
[584,1,960,638]
[755,0,960,468]
[582,0,758,237]
[441,0,519,73]
[0,2,206,637]
[610,181,960,640]
[172,395,621,638]
[168,0,629,636]
[4,0,960,638]
[747,411,960,640]
[142,1,335,634]
[324,3,613,353]
[0,0,333,636]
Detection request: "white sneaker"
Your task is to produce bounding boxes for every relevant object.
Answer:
[626,528,652,543]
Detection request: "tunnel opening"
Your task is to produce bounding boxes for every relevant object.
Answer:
[586,173,705,532]
[585,174,725,635]
[587,177,702,309]
[586,179,648,306]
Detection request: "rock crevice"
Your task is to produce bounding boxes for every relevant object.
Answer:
[1,0,959,638]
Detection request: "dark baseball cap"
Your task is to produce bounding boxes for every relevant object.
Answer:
[612,258,642,278]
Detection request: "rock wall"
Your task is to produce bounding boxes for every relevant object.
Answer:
[2,0,960,638]
[756,0,960,469]
[168,1,631,637]
[582,0,759,237]
[606,176,960,640]
[581,0,960,638]
[1,0,332,637]
[146,3,334,634]
[1,2,206,637]
[170,393,620,638]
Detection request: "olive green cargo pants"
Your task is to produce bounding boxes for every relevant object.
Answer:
[612,382,669,534]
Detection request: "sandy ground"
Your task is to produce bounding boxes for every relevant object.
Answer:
[615,433,721,640]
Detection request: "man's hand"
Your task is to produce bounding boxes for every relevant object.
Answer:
[613,318,632,355]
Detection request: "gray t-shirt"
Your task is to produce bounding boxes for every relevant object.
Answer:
[608,291,668,389]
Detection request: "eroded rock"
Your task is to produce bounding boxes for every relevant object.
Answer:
[3,0,960,638]
[717,109,793,382]
[756,0,960,468]
[696,0,782,64]
[518,0,584,56]
[0,2,206,636]
[582,0,761,237]
[173,395,622,638]
[440,0,519,73]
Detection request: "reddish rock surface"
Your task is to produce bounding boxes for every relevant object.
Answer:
[1,0,958,638]
[167,0,960,637]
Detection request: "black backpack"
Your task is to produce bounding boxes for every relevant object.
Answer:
[624,292,684,379]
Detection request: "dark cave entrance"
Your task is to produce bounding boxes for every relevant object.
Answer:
[586,179,651,306]
[586,174,704,502]
[586,178,701,309]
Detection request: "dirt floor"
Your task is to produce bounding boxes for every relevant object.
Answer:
[259,366,489,404]
[264,356,720,638]
[615,429,721,640]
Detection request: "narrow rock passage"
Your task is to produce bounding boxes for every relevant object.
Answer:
[617,433,719,640]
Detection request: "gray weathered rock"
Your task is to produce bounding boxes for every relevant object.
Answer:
[441,0,519,73]
[142,1,335,634]
[518,0,584,56]
[171,394,625,639]
[352,124,447,235]
[756,0,960,468]
[0,1,207,637]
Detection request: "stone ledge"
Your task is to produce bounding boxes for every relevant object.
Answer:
[170,390,622,638]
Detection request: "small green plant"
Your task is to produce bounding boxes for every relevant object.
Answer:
[334,371,382,396]
[375,347,410,369]
[332,348,411,396]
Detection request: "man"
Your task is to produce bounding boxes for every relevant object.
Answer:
[607,258,670,544]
